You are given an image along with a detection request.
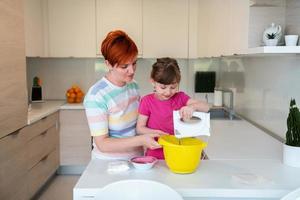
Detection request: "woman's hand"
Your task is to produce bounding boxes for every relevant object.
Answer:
[139,133,161,149]
[179,105,194,121]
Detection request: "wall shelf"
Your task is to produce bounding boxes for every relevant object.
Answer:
[243,46,300,55]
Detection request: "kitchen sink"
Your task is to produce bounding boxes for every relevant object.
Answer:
[209,108,241,120]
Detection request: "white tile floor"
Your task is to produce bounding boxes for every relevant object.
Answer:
[35,175,80,200]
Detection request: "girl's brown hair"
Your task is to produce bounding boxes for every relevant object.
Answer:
[101,30,138,67]
[151,57,181,85]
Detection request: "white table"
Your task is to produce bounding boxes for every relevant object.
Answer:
[74,158,300,200]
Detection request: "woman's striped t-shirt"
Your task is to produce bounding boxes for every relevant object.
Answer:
[84,77,140,139]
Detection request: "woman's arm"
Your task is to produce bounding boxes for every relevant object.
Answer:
[94,133,161,153]
[136,114,168,135]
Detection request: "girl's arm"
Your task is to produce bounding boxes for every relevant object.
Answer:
[186,98,209,112]
[136,114,168,135]
[179,98,209,121]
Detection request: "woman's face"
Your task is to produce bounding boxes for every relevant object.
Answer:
[109,57,137,86]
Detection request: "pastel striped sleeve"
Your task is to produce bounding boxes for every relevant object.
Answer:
[84,94,108,137]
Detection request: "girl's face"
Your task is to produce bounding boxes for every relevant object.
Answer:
[108,57,137,86]
[153,81,179,100]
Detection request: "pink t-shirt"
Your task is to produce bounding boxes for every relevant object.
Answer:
[138,92,190,159]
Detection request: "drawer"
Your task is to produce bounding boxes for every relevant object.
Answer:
[0,129,27,162]
[28,149,59,198]
[21,111,59,142]
[27,125,59,170]
[0,172,28,200]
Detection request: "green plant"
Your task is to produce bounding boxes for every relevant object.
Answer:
[267,33,276,39]
[286,99,300,147]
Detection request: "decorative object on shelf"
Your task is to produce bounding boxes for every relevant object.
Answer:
[66,85,84,103]
[263,23,282,46]
[31,76,43,102]
[285,35,299,46]
[283,99,300,167]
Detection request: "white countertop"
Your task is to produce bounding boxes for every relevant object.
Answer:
[73,118,295,199]
[74,159,300,199]
[206,120,283,160]
[28,100,65,124]
[27,100,84,124]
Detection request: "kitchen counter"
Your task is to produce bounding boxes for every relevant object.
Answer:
[73,118,296,200]
[206,120,283,160]
[28,101,84,124]
[28,100,65,124]
[74,159,300,200]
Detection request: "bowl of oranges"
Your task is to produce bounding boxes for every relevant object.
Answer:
[66,85,84,103]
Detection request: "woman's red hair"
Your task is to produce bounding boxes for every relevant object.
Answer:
[101,30,138,67]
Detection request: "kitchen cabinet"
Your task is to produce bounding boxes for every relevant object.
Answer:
[0,112,59,200]
[59,110,91,166]
[0,129,28,200]
[196,0,249,57]
[24,0,47,57]
[47,0,96,57]
[0,0,28,139]
[96,0,142,56]
[142,0,189,58]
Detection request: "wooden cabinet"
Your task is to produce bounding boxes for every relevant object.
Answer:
[60,110,91,166]
[142,0,189,58]
[96,0,142,56]
[47,0,96,57]
[196,0,249,57]
[0,112,59,200]
[0,130,28,200]
[24,0,47,57]
[0,0,28,138]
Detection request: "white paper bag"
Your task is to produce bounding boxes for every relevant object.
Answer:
[173,111,210,138]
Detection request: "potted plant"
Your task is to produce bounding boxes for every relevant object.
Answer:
[265,33,279,46]
[283,99,300,167]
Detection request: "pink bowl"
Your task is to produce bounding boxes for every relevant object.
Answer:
[130,156,157,170]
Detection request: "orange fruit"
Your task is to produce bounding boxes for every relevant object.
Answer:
[77,91,84,98]
[67,97,75,103]
[70,93,76,98]
[75,97,82,103]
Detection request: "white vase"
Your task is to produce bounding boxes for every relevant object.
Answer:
[283,143,300,167]
[265,39,278,46]
[285,35,299,46]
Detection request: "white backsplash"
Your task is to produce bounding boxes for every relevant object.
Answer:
[27,55,300,141]
[217,55,300,141]
[26,58,190,100]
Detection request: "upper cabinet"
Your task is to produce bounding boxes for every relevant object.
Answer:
[23,0,300,58]
[24,0,47,57]
[96,0,142,56]
[196,0,249,57]
[142,0,189,58]
[47,0,96,57]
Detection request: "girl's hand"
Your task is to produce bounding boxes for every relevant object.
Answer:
[140,133,161,149]
[179,106,194,121]
[154,130,168,136]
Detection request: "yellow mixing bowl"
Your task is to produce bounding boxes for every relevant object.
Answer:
[158,135,207,174]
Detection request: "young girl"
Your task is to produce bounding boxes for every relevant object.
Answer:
[136,57,209,159]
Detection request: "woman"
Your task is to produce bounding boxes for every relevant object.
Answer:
[84,30,160,159]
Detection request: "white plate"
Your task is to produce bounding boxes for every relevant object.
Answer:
[281,187,300,200]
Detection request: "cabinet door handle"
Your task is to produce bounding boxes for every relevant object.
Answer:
[41,154,49,162]
[40,130,47,136]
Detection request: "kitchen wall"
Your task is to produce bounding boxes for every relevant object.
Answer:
[27,54,300,142]
[216,55,300,141]
[26,58,190,100]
